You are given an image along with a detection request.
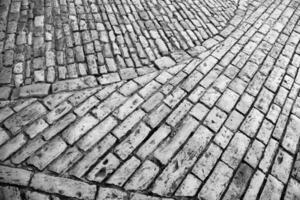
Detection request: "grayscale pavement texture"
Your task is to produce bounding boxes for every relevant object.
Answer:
[0,0,300,199]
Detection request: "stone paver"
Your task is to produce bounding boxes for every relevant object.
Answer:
[0,0,300,199]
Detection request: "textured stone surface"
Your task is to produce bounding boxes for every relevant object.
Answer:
[0,0,299,199]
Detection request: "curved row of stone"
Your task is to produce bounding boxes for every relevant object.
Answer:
[0,0,243,100]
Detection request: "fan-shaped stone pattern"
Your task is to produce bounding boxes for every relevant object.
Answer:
[0,0,237,100]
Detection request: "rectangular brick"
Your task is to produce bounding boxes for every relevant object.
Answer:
[113,94,144,120]
[30,173,97,200]
[265,67,285,92]
[200,88,221,108]
[259,175,283,200]
[0,186,22,200]
[52,76,97,93]
[155,71,173,84]
[200,66,222,89]
[214,127,234,149]
[77,116,117,151]
[113,109,145,139]
[0,133,27,161]
[175,174,202,197]
[236,93,255,114]
[0,165,32,186]
[223,163,253,200]
[212,37,236,59]
[181,70,203,92]
[240,108,264,137]
[244,140,265,168]
[169,71,187,86]
[62,114,99,144]
[217,89,239,113]
[254,87,274,113]
[46,101,72,124]
[239,62,259,82]
[193,143,222,180]
[222,132,250,168]
[271,148,293,183]
[92,92,127,120]
[69,87,99,106]
[27,137,67,170]
[74,96,100,117]
[285,178,300,200]
[266,104,281,123]
[119,81,139,96]
[190,103,209,121]
[154,116,199,164]
[4,102,46,134]
[106,156,141,187]
[11,137,46,164]
[87,153,120,183]
[0,107,14,123]
[204,107,227,132]
[142,92,164,112]
[145,104,171,128]
[69,134,116,177]
[259,138,279,173]
[125,160,159,190]
[96,187,127,200]
[138,80,161,98]
[197,56,218,74]
[164,88,186,108]
[19,84,51,98]
[225,110,244,132]
[49,147,82,174]
[188,86,205,103]
[43,92,73,110]
[166,100,193,127]
[43,113,76,140]
[229,77,247,95]
[152,126,212,196]
[256,119,274,144]
[212,75,232,92]
[243,170,265,200]
[198,161,233,200]
[25,119,48,138]
[136,124,171,159]
[282,115,300,154]
[293,152,300,180]
[115,122,150,160]
[0,127,9,146]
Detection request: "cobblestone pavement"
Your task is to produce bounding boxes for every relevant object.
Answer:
[1,0,300,199]
[0,0,237,98]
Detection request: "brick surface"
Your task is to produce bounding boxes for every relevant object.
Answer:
[0,0,300,198]
[4,102,46,134]
[223,163,253,200]
[152,126,212,195]
[69,134,116,178]
[106,156,141,187]
[259,175,284,200]
[27,137,67,170]
[30,173,97,200]
[0,165,32,186]
[125,160,159,190]
[62,114,99,145]
[243,170,265,200]
[222,132,250,168]
[153,116,199,164]
[175,174,201,197]
[198,161,233,200]
[193,143,222,180]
